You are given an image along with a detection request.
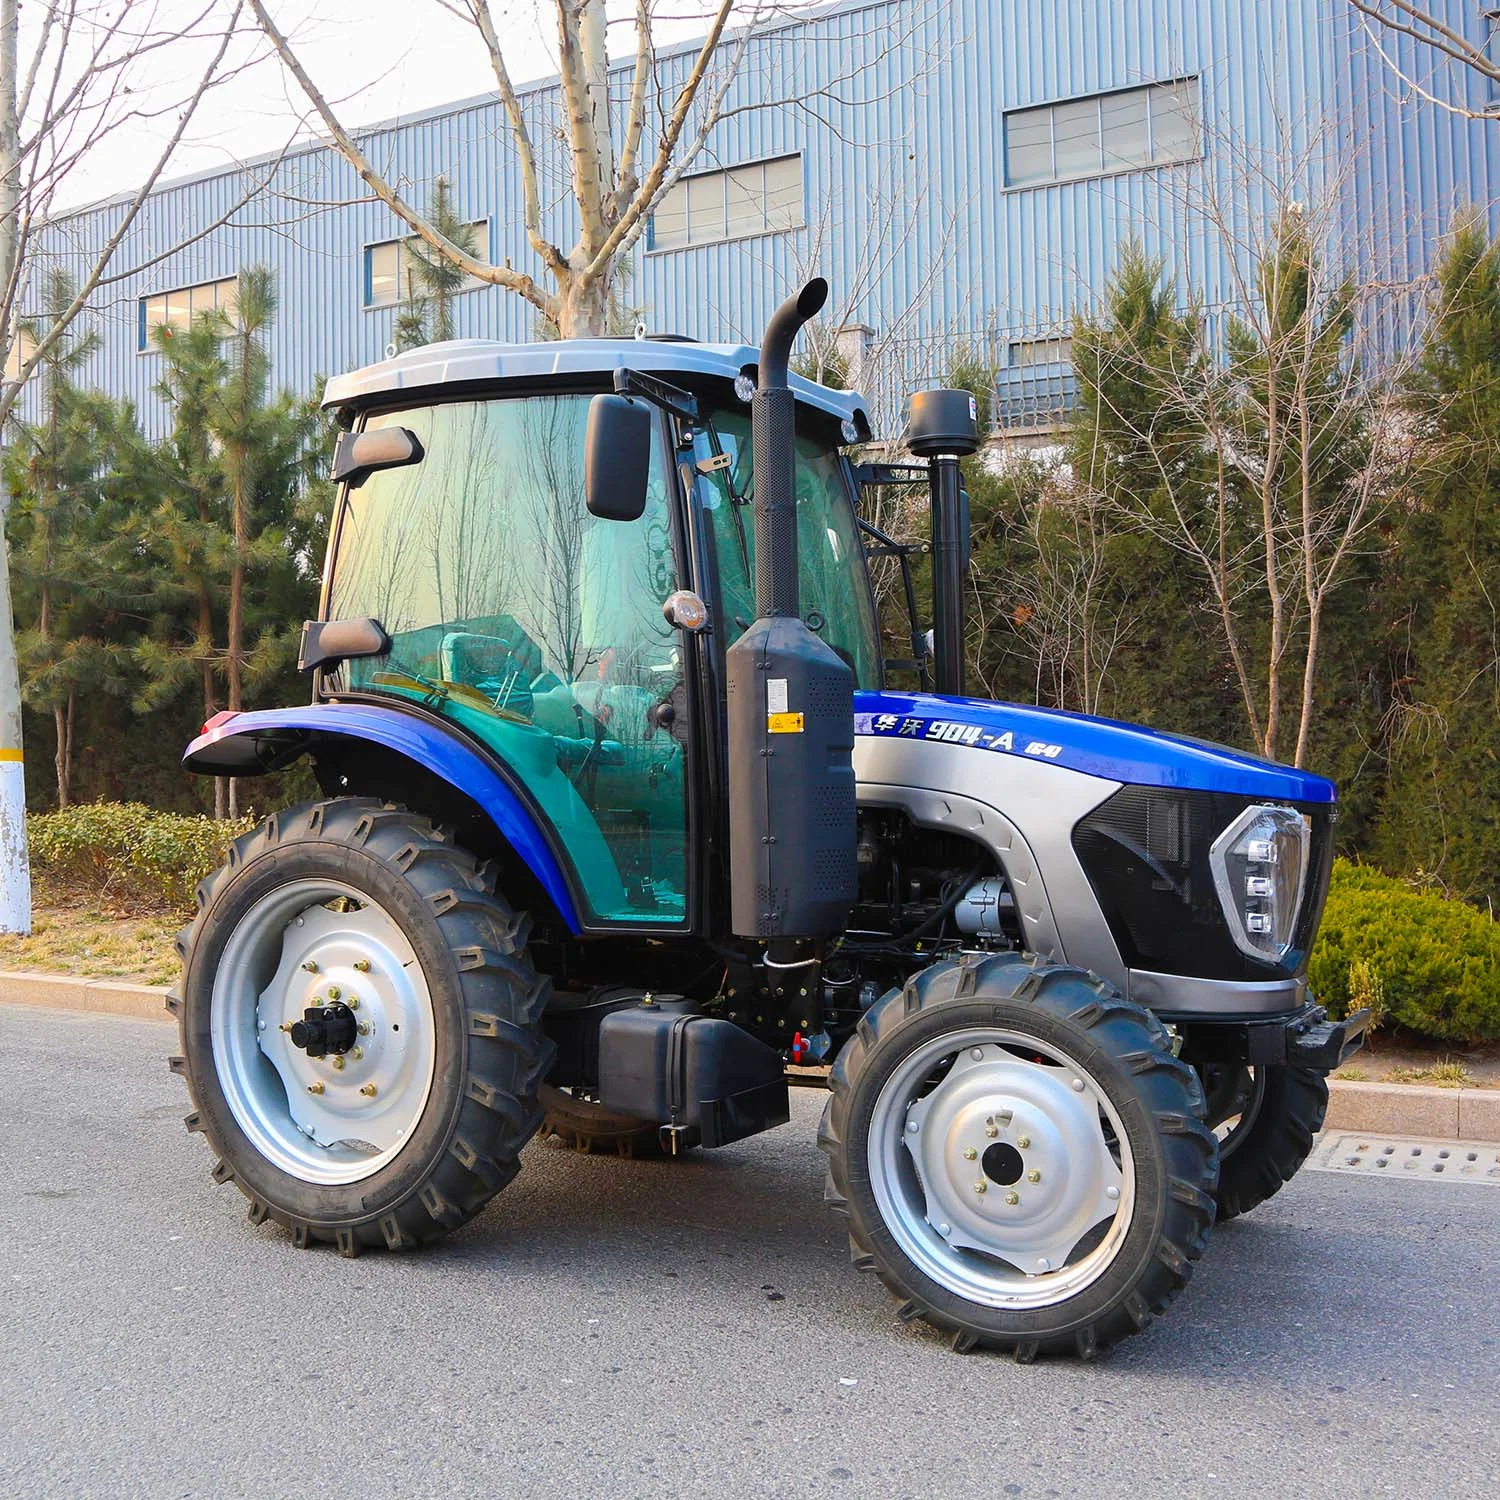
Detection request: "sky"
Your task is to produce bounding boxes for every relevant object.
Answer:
[56,1,816,209]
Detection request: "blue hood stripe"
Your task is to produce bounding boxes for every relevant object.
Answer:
[854,691,1336,804]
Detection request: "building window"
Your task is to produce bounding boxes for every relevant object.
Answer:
[1005,79,1200,187]
[1484,8,1500,107]
[4,329,37,382]
[1010,335,1073,368]
[648,154,803,252]
[139,276,239,351]
[364,221,491,309]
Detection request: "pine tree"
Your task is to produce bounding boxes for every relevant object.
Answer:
[4,271,139,805]
[134,269,323,816]
[395,177,480,349]
[1375,209,1500,902]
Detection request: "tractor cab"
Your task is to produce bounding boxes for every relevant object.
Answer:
[307,332,887,934]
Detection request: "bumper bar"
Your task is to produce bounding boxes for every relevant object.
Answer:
[1183,1002,1372,1072]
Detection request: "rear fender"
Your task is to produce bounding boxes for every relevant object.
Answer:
[183,703,582,932]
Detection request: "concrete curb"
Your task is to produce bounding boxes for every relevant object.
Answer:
[0,969,169,1024]
[3,968,1497,1142]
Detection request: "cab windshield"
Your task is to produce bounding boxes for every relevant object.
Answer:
[692,409,881,687]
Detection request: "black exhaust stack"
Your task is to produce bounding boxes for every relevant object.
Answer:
[727,279,857,949]
[907,389,980,696]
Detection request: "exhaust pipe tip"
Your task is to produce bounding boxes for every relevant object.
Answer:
[759,278,829,390]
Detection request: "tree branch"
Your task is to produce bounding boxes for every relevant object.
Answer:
[245,0,559,322]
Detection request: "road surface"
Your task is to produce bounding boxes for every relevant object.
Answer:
[2,1002,1496,1498]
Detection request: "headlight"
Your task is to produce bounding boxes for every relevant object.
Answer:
[1210,804,1310,961]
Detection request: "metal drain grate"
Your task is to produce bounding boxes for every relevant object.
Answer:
[1308,1132,1500,1185]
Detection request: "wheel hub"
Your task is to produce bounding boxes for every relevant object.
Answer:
[289,1001,358,1058]
[903,1046,1125,1275]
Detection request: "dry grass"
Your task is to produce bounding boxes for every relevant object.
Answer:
[1383,1058,1474,1089]
[0,899,180,986]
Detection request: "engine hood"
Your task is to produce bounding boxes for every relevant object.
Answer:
[853,691,1336,805]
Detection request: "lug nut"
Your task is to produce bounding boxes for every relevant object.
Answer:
[279,1022,293,1033]
[331,1055,345,1071]
[985,1123,999,1138]
[1027,1169,1042,1183]
[1004,1190,1020,1206]
[327,986,341,1001]
[351,1047,364,1062]
[360,1083,377,1097]
[1017,1135,1031,1149]
[354,959,371,973]
[307,1081,325,1095]
[969,1048,984,1062]
[358,1021,371,1036]
[312,996,324,1008]
[346,995,359,1010]
[974,1180,987,1195]
[301,960,319,974]
[962,1147,977,1161]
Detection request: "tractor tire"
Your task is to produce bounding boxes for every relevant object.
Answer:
[820,953,1219,1360]
[169,797,553,1254]
[539,1085,682,1157]
[1201,1064,1328,1223]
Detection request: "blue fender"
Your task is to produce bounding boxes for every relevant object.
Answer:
[183,703,582,931]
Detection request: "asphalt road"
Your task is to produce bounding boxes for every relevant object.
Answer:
[3,1002,1497,1500]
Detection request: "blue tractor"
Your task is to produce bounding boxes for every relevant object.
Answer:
[173,281,1367,1358]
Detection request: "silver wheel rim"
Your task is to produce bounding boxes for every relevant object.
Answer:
[868,1027,1136,1311]
[210,879,437,1186]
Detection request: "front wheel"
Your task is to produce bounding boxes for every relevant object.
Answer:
[170,798,553,1253]
[1201,1063,1328,1222]
[820,954,1219,1359]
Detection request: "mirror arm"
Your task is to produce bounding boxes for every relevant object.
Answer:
[613,368,699,426]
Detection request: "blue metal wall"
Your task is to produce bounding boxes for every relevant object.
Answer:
[28,0,1500,436]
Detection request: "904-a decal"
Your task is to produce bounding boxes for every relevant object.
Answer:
[861,713,1063,760]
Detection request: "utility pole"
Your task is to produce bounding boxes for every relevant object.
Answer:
[0,0,31,934]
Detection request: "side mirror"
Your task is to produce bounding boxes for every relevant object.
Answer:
[331,427,423,488]
[298,617,391,673]
[585,393,651,522]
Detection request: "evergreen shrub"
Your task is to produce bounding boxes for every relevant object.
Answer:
[1310,859,1500,1043]
[27,803,256,912]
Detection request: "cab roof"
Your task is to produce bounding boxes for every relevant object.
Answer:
[321,336,873,433]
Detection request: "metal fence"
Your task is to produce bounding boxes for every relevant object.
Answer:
[853,281,1431,442]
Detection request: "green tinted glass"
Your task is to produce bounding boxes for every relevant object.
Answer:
[328,396,687,925]
[694,410,880,686]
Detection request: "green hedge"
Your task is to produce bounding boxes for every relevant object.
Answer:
[1310,859,1500,1043]
[27,803,256,912]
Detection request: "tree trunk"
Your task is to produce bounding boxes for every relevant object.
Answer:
[555,270,613,338]
[52,698,72,809]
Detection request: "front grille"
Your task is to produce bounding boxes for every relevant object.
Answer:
[1071,786,1335,982]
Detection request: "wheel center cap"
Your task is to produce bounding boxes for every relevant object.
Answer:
[981,1141,1025,1186]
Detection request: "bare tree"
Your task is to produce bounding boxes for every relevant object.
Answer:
[1348,2,1500,118]
[0,0,254,933]
[247,0,782,337]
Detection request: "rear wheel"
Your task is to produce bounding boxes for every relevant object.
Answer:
[820,954,1218,1359]
[538,1085,672,1157]
[1201,1063,1327,1222]
[170,797,553,1253]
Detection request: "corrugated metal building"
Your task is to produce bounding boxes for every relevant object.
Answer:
[28,0,1500,435]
